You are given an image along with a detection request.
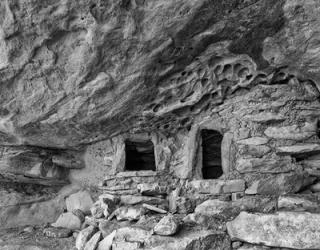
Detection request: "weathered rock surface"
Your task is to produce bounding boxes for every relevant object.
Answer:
[189,179,245,194]
[0,0,319,148]
[97,231,116,250]
[76,226,98,250]
[52,212,82,230]
[153,214,180,236]
[278,194,320,212]
[66,191,94,214]
[84,231,102,250]
[245,172,313,195]
[0,197,64,229]
[2,0,320,249]
[277,144,320,156]
[227,211,320,249]
[114,206,145,221]
[43,227,73,238]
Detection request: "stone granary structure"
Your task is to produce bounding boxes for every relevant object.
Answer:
[1,0,320,249]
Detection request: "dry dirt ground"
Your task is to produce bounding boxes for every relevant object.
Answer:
[0,226,75,250]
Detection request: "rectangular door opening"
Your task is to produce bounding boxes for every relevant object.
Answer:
[201,129,223,179]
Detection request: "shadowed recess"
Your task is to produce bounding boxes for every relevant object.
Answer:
[125,139,156,171]
[201,129,223,179]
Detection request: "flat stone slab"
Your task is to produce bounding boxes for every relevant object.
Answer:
[116,170,159,178]
[277,144,320,155]
[264,122,316,141]
[189,179,245,194]
[237,137,269,145]
[227,211,320,249]
[244,112,285,123]
[236,157,294,173]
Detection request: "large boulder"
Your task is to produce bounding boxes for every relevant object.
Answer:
[66,191,94,214]
[52,212,82,230]
[0,197,64,229]
[227,211,320,249]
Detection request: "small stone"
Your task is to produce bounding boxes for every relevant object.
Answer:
[66,191,94,214]
[142,203,167,214]
[97,230,116,250]
[232,241,242,249]
[245,181,259,195]
[99,220,124,237]
[23,226,34,233]
[137,183,167,196]
[99,194,119,204]
[73,231,79,238]
[76,226,98,250]
[73,209,86,223]
[84,231,102,250]
[90,201,104,219]
[43,227,72,238]
[194,199,230,216]
[310,182,320,192]
[153,214,180,236]
[115,206,145,221]
[52,212,82,230]
[232,192,244,201]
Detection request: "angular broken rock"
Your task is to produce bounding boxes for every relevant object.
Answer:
[66,190,94,214]
[84,231,102,250]
[189,179,245,194]
[90,201,104,219]
[115,206,145,221]
[237,137,269,146]
[76,225,98,250]
[120,195,165,206]
[244,172,312,195]
[43,227,72,238]
[51,212,82,230]
[236,156,294,173]
[153,214,180,236]
[276,144,320,156]
[194,199,231,217]
[137,183,167,196]
[278,194,320,212]
[97,230,116,250]
[227,211,320,249]
[264,122,316,141]
[142,203,167,214]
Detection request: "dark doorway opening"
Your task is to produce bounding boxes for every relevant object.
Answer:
[201,129,223,179]
[125,140,156,171]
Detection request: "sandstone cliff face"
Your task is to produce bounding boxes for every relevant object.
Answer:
[0,0,319,147]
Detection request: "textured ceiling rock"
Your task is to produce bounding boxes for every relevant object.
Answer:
[0,0,319,147]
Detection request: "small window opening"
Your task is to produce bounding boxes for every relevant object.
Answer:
[125,140,156,171]
[201,129,223,179]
